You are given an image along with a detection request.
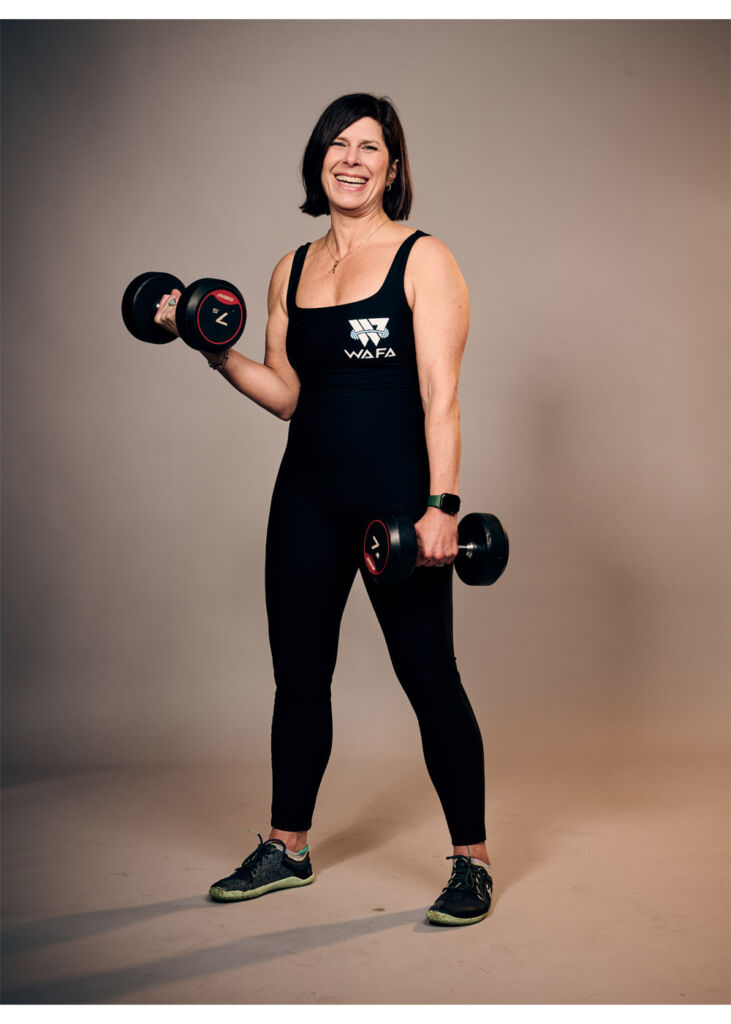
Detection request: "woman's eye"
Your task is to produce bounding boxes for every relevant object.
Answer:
[331,141,378,150]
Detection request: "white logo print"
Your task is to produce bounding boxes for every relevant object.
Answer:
[345,317,396,360]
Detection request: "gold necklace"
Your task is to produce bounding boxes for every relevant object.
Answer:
[325,217,390,274]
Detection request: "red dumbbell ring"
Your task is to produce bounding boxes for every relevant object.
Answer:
[196,289,244,346]
[176,278,247,353]
[364,518,390,577]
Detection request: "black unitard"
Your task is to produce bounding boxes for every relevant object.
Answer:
[265,229,486,846]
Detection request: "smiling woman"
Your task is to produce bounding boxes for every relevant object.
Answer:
[299,93,413,220]
[197,92,494,928]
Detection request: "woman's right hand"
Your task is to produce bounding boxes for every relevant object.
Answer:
[153,288,182,337]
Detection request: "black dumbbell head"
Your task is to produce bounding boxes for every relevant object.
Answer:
[363,513,418,584]
[457,512,509,586]
[176,278,247,354]
[122,271,186,344]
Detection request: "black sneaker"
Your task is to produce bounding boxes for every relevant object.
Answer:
[425,853,493,926]
[208,830,315,903]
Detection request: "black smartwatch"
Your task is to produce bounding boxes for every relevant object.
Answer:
[427,493,461,516]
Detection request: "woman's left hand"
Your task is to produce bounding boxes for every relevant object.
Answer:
[414,507,459,568]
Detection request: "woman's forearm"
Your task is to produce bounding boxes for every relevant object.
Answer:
[209,349,298,420]
[424,391,461,495]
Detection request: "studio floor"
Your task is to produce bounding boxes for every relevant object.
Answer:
[2,734,728,1005]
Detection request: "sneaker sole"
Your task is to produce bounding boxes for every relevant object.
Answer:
[209,872,315,902]
[425,907,489,926]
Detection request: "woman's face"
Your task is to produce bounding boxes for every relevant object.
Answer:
[320,116,398,214]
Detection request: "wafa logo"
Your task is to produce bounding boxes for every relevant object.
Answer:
[345,317,396,359]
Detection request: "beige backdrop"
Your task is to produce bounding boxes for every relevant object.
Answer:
[1,19,728,776]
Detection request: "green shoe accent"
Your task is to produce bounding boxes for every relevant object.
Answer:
[425,907,488,926]
[209,871,315,902]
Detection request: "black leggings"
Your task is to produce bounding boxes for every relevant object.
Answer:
[265,478,486,847]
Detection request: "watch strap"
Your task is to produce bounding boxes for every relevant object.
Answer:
[427,493,461,515]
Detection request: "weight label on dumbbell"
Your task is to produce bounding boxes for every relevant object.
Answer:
[197,290,244,346]
[363,520,390,577]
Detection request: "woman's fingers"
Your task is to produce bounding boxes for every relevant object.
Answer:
[414,541,457,568]
[153,288,182,334]
[414,528,458,568]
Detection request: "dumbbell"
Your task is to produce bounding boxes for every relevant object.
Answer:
[363,511,509,586]
[121,271,246,354]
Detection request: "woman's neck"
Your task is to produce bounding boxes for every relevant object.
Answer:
[326,207,391,258]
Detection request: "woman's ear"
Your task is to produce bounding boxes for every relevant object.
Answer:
[388,158,399,187]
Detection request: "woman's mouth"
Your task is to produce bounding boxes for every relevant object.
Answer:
[334,174,368,190]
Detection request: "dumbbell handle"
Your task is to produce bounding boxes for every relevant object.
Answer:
[406,542,479,557]
[414,543,478,559]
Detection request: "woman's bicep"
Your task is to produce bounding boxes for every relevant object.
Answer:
[411,238,469,401]
[264,253,301,394]
[264,304,300,392]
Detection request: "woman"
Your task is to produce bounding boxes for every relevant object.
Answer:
[156,93,493,926]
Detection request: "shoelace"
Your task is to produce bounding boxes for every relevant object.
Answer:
[237,828,287,871]
[441,854,489,898]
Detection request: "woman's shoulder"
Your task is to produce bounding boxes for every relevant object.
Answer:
[403,230,468,308]
[407,230,463,275]
[273,243,304,271]
[271,236,322,278]
[409,228,450,252]
[270,243,307,286]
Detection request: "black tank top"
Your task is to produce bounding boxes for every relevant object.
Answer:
[279,229,432,523]
[285,229,429,384]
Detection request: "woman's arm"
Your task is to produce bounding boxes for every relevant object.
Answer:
[409,236,470,566]
[205,252,301,420]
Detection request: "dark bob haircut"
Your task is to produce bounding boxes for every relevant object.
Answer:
[299,93,413,220]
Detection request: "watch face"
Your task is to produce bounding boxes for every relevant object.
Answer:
[441,493,461,515]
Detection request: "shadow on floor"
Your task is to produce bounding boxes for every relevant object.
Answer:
[2,900,456,1004]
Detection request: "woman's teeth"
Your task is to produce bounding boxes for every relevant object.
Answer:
[335,175,367,185]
